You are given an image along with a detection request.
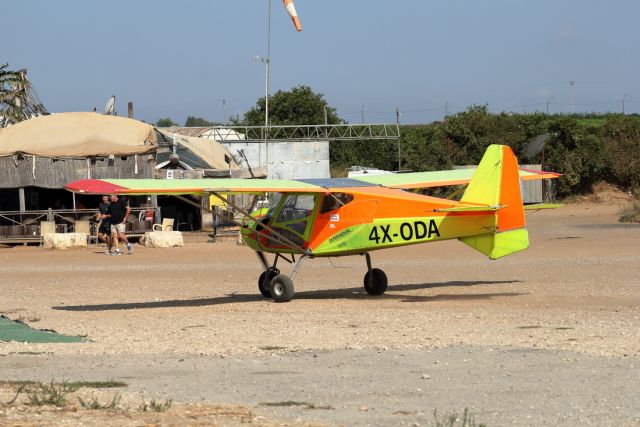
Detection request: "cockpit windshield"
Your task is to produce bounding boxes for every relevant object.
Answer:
[265,193,283,218]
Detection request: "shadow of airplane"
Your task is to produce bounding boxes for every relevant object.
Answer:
[52,279,523,312]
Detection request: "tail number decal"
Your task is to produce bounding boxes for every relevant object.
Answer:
[368,220,440,244]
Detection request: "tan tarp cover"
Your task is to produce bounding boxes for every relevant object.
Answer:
[158,130,239,170]
[0,112,157,158]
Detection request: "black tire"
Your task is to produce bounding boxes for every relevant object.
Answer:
[258,268,279,298]
[270,274,295,302]
[363,268,388,295]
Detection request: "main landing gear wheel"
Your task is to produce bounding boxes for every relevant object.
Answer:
[270,274,295,303]
[258,268,280,298]
[364,268,388,295]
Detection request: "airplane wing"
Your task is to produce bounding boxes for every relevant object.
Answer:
[64,178,329,195]
[65,170,560,195]
[351,168,560,189]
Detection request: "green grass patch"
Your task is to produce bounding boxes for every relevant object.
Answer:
[1,380,127,389]
[66,380,128,389]
[19,381,78,407]
[260,401,333,410]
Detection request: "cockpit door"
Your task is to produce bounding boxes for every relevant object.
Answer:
[265,193,318,250]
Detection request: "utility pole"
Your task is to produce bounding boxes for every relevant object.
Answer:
[253,1,272,169]
[569,81,575,114]
[623,94,628,115]
[546,97,554,115]
[396,108,401,171]
[361,105,364,124]
[222,99,226,123]
[445,100,448,118]
[265,0,272,170]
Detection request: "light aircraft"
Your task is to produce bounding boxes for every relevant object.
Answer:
[66,144,560,302]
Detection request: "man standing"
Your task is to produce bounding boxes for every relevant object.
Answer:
[97,195,111,252]
[109,194,133,255]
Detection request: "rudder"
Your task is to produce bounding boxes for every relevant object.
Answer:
[459,145,528,259]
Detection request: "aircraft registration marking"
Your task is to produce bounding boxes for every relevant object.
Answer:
[368,220,440,245]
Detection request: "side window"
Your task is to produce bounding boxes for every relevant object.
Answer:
[320,192,354,214]
[275,195,315,223]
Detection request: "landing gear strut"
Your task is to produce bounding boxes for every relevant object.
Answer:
[363,253,388,295]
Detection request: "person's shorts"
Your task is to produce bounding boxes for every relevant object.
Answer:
[110,223,126,234]
[98,222,110,235]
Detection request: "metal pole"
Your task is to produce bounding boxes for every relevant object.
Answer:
[569,81,575,114]
[18,187,26,213]
[222,99,226,123]
[396,108,401,171]
[361,105,364,124]
[264,0,272,173]
[623,94,627,115]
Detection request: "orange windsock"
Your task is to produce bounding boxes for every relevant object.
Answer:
[283,0,302,32]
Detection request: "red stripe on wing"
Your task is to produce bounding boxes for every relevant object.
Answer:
[64,179,129,194]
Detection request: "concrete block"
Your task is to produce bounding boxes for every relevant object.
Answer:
[141,231,184,248]
[43,233,88,249]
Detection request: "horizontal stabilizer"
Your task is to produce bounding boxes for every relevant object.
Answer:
[460,228,529,260]
[524,203,564,210]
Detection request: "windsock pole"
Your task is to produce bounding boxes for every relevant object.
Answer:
[283,0,302,32]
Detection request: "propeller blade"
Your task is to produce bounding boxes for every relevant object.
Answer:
[256,251,269,270]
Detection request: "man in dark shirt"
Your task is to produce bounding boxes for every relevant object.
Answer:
[97,195,111,249]
[109,194,133,255]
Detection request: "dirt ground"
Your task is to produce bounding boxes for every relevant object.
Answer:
[1,201,639,426]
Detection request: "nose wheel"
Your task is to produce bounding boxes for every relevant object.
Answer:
[363,253,388,295]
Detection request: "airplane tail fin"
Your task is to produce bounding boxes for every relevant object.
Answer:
[458,145,529,259]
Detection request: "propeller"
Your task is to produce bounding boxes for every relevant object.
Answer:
[256,251,269,270]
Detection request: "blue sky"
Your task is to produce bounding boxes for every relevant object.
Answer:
[3,0,638,124]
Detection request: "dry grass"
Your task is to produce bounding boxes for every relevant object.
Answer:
[618,191,640,222]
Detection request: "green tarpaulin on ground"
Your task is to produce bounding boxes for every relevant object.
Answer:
[0,316,83,343]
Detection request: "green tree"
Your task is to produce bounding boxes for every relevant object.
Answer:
[184,116,215,127]
[155,117,177,127]
[243,85,342,126]
[602,115,640,188]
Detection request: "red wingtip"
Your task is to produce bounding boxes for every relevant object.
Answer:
[65,179,128,195]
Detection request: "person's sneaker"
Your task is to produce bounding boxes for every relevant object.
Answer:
[105,250,112,255]
[112,249,122,256]
[127,243,133,255]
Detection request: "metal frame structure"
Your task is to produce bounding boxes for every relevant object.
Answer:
[196,123,400,143]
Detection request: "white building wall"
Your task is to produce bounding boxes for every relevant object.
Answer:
[220,141,330,180]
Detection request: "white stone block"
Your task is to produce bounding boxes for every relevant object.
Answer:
[43,233,88,249]
[141,231,184,248]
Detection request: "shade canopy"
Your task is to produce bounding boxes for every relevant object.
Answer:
[0,112,157,158]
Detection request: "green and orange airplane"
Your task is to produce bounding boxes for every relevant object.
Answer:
[65,144,560,302]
